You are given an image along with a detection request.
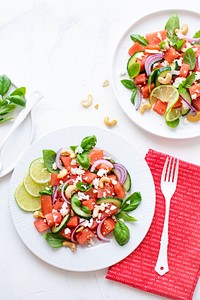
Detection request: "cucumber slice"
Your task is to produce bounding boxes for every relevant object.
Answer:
[96,197,122,208]
[180,91,192,116]
[127,51,143,78]
[123,172,131,192]
[154,66,172,86]
[71,194,91,219]
[51,214,70,233]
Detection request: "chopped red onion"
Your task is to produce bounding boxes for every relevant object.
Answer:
[90,159,113,172]
[52,186,58,204]
[96,217,110,242]
[113,163,127,185]
[70,221,85,243]
[196,54,200,70]
[61,180,71,204]
[180,95,196,113]
[187,37,200,43]
[135,89,142,110]
[145,53,163,76]
[56,148,64,170]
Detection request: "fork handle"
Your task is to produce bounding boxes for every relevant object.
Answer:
[155,199,170,276]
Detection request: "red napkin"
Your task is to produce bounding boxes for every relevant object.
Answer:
[106,149,200,300]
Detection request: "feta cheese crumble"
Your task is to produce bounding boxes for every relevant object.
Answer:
[75,146,83,154]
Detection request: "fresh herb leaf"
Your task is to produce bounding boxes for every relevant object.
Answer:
[174,39,185,51]
[0,116,13,123]
[166,118,179,128]
[10,87,26,97]
[121,192,142,212]
[40,187,53,195]
[80,135,97,152]
[0,74,11,96]
[116,211,137,222]
[6,95,26,107]
[81,206,91,214]
[121,79,136,90]
[193,30,200,38]
[43,233,65,248]
[165,14,180,39]
[76,182,92,192]
[130,88,138,105]
[183,48,196,69]
[43,149,58,173]
[130,34,148,46]
[178,72,196,94]
[76,153,90,170]
[127,62,140,79]
[0,103,16,115]
[114,220,130,246]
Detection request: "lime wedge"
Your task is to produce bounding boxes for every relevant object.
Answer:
[29,158,51,184]
[165,108,181,122]
[24,172,48,197]
[15,182,41,211]
[150,85,179,107]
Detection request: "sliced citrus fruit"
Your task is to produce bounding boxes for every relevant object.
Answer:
[23,172,48,197]
[150,85,179,107]
[165,108,181,122]
[29,157,51,184]
[15,182,41,211]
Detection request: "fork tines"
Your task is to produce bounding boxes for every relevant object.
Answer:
[162,156,179,183]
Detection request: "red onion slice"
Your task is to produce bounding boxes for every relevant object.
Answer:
[52,186,58,204]
[90,159,113,172]
[61,180,71,204]
[70,221,85,243]
[135,89,142,110]
[180,95,196,113]
[113,163,127,185]
[171,70,180,76]
[187,37,200,43]
[196,54,200,70]
[145,53,163,76]
[56,148,64,170]
[96,217,110,242]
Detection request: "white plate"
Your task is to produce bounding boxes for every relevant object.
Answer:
[112,9,200,139]
[0,85,33,177]
[9,126,155,272]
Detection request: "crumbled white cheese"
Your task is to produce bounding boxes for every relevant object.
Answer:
[102,192,107,198]
[110,205,117,211]
[82,218,94,228]
[92,178,99,189]
[195,71,200,81]
[77,192,90,201]
[71,167,85,175]
[52,209,57,213]
[60,202,69,216]
[182,41,192,52]
[52,162,57,170]
[134,52,144,59]
[73,175,83,185]
[70,159,77,166]
[64,228,71,235]
[161,60,169,67]
[173,77,185,88]
[97,168,108,177]
[75,146,83,154]
[191,93,197,100]
[157,32,162,40]
[174,57,183,67]
[111,179,117,185]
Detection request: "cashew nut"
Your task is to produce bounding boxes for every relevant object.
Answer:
[187,112,200,122]
[63,241,77,252]
[65,185,77,198]
[175,24,188,36]
[57,168,68,179]
[158,72,172,85]
[33,211,45,219]
[102,79,109,87]
[98,177,110,188]
[104,116,117,127]
[60,148,76,158]
[140,102,152,114]
[81,94,93,107]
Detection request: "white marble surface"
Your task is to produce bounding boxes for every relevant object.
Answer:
[0,0,200,299]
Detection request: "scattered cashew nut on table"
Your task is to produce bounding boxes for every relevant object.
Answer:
[175,24,188,36]
[104,116,117,127]
[158,72,172,85]
[99,177,110,188]
[81,94,93,107]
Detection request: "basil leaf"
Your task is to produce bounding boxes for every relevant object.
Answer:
[81,135,97,152]
[121,79,136,90]
[10,87,26,97]
[183,48,196,70]
[174,39,185,51]
[6,95,26,107]
[40,187,53,195]
[81,206,91,214]
[116,211,137,222]
[0,116,13,123]
[165,14,180,39]
[0,103,16,115]
[127,62,140,79]
[114,220,130,246]
[178,85,186,94]
[70,145,77,152]
[43,233,65,248]
[121,192,142,212]
[0,74,11,96]
[130,88,138,105]
[178,72,196,95]
[43,149,58,173]
[76,153,90,170]
[130,34,148,46]
[76,182,92,192]
[193,30,200,38]
[166,118,179,128]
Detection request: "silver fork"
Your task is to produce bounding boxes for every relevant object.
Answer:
[155,156,179,276]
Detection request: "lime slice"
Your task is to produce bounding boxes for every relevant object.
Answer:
[165,108,181,122]
[150,85,179,107]
[29,158,51,184]
[15,183,41,211]
[24,172,48,197]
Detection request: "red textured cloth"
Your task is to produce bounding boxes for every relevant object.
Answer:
[106,149,200,300]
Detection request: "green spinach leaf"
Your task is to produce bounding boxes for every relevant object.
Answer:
[178,72,196,94]
[121,192,142,212]
[116,211,137,222]
[0,103,16,115]
[43,149,58,173]
[127,62,140,79]
[43,233,65,248]
[114,220,130,246]
[130,88,138,105]
[76,153,90,170]
[165,14,180,39]
[0,74,11,96]
[193,30,200,38]
[40,187,53,195]
[6,95,26,107]
[81,135,97,152]
[10,87,26,97]
[76,182,92,192]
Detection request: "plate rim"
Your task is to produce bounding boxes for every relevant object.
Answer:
[9,125,156,272]
[111,8,200,140]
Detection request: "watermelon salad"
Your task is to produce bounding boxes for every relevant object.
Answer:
[15,135,142,251]
[121,13,200,128]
